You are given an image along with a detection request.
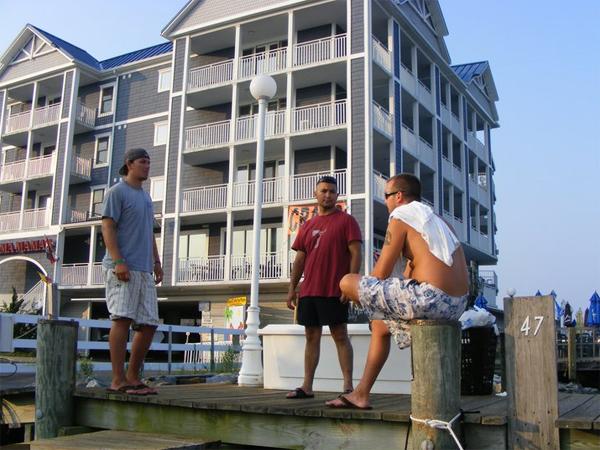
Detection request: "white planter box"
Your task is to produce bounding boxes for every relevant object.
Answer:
[259,324,412,394]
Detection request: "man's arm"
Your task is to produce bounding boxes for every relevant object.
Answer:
[152,235,163,284]
[101,217,130,281]
[370,219,406,280]
[286,250,306,310]
[348,240,362,274]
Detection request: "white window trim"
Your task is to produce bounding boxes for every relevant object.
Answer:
[150,176,165,202]
[157,68,172,93]
[98,83,116,117]
[93,133,111,168]
[89,184,107,216]
[153,121,169,146]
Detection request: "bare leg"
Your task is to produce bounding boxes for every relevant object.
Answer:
[126,325,157,388]
[326,320,391,408]
[340,274,362,303]
[329,323,354,392]
[287,326,321,397]
[108,318,132,389]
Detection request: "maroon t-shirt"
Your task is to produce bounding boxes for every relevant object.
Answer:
[292,209,362,298]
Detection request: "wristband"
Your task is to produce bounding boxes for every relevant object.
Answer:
[114,258,125,265]
[154,260,161,265]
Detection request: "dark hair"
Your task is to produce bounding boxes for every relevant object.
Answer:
[387,173,421,201]
[316,175,337,186]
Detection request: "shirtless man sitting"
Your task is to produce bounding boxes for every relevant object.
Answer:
[326,173,468,409]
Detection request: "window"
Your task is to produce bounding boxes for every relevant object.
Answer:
[158,68,172,92]
[90,187,105,216]
[150,177,165,202]
[94,135,110,166]
[154,121,168,146]
[99,85,115,115]
[179,231,209,259]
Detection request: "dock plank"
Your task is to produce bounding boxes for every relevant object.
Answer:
[557,395,600,430]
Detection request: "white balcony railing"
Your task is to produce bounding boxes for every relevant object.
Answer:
[421,198,434,209]
[4,110,31,134]
[373,102,393,137]
[293,34,347,67]
[27,154,55,178]
[75,102,96,128]
[291,168,347,201]
[0,211,20,232]
[372,36,392,73]
[232,176,284,207]
[178,255,225,283]
[0,160,26,183]
[91,263,104,285]
[230,252,283,280]
[373,170,388,202]
[69,208,90,223]
[23,208,48,229]
[235,110,286,141]
[184,120,231,152]
[401,124,417,152]
[32,104,61,128]
[239,48,288,79]
[61,263,89,286]
[71,155,92,179]
[292,100,347,133]
[181,184,228,212]
[188,59,234,91]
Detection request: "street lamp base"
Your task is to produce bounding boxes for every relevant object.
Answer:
[237,348,263,386]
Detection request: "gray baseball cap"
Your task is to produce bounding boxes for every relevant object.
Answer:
[119,148,150,175]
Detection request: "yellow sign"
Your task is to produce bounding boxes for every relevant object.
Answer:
[227,296,247,307]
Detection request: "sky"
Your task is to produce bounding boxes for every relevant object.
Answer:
[0,1,598,313]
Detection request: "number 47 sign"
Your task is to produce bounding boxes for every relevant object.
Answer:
[520,315,544,336]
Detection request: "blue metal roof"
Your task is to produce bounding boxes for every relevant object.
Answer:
[30,25,172,72]
[451,61,488,83]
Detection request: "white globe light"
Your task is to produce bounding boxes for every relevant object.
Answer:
[507,288,516,297]
[250,75,277,100]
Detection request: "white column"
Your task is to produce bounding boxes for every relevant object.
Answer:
[87,225,97,286]
[281,138,291,278]
[19,82,38,229]
[224,146,235,281]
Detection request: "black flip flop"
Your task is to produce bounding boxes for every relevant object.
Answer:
[327,395,372,410]
[286,387,315,399]
[106,385,144,395]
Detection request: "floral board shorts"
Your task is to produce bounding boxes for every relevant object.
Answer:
[357,276,467,349]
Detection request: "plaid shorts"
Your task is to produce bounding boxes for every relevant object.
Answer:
[104,268,159,328]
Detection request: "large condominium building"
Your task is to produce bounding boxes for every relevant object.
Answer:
[0,0,499,328]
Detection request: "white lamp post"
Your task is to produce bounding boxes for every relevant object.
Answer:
[238,74,277,386]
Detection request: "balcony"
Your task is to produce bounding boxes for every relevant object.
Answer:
[67,208,100,224]
[373,102,393,138]
[4,110,31,135]
[292,100,347,133]
[293,34,347,67]
[60,262,103,287]
[181,184,228,213]
[373,170,388,203]
[184,120,231,153]
[467,133,486,157]
[372,36,391,73]
[401,124,417,154]
[177,253,284,283]
[0,154,55,192]
[400,64,416,95]
[231,252,283,280]
[232,177,285,207]
[188,59,234,92]
[70,155,92,183]
[441,105,461,137]
[74,102,97,132]
[417,81,433,111]
[235,110,285,142]
[0,208,48,233]
[177,255,226,283]
[32,103,61,129]
[238,48,287,80]
[291,168,347,202]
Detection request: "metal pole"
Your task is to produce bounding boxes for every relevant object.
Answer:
[210,328,215,373]
[167,325,173,375]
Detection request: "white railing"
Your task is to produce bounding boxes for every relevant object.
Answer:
[291,168,347,201]
[421,198,434,208]
[401,124,417,152]
[184,120,231,152]
[178,255,225,283]
[188,59,234,91]
[293,34,347,66]
[32,103,61,128]
[292,100,347,133]
[75,102,96,128]
[71,155,92,178]
[0,160,26,183]
[419,136,433,151]
[373,102,393,137]
[91,263,104,285]
[230,252,283,280]
[17,281,46,313]
[238,48,288,79]
[68,208,89,223]
[235,110,286,141]
[61,263,89,286]
[0,211,20,232]
[372,36,392,72]
[27,154,55,178]
[479,270,497,287]
[22,208,47,229]
[373,170,388,202]
[232,176,284,207]
[182,184,228,212]
[4,110,31,134]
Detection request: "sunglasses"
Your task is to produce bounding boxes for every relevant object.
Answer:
[384,191,399,199]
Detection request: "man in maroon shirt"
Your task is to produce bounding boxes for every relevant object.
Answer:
[286,176,363,399]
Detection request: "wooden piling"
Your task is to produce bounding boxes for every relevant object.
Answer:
[410,319,462,449]
[35,319,78,439]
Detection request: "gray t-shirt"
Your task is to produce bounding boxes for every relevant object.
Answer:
[102,180,154,273]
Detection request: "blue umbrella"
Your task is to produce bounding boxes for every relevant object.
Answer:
[584,307,590,327]
[535,290,542,296]
[588,291,600,327]
[554,298,563,319]
[563,302,573,327]
[475,294,488,309]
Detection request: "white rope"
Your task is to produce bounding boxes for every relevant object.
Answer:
[410,412,464,450]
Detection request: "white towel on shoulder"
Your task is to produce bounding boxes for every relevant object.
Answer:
[389,201,460,266]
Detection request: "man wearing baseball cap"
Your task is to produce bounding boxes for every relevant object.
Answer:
[101,148,163,395]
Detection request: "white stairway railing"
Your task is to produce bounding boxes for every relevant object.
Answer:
[75,102,96,128]
[178,255,225,282]
[32,104,61,128]
[373,170,389,202]
[188,59,234,91]
[235,110,286,141]
[372,36,392,72]
[238,48,287,79]
[27,154,55,178]
[293,34,347,66]
[4,110,31,134]
[185,120,231,151]
[182,184,228,212]
[291,168,347,201]
[22,208,47,229]
[373,102,393,137]
[71,155,92,178]
[230,252,283,280]
[292,100,347,133]
[0,211,20,232]
[61,263,89,286]
[17,281,46,313]
[232,177,284,207]
[0,160,26,183]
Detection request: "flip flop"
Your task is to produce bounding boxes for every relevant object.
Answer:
[106,385,144,395]
[286,387,314,399]
[327,395,372,410]
[130,383,158,395]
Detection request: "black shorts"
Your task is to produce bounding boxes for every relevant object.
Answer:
[297,296,348,327]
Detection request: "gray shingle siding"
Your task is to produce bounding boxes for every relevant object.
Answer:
[115,67,170,122]
[110,119,161,183]
[0,51,69,83]
[51,123,69,224]
[180,162,228,191]
[351,0,364,54]
[184,103,230,127]
[173,38,186,93]
[61,71,73,119]
[162,218,175,285]
[67,186,91,214]
[165,96,181,213]
[295,84,331,107]
[351,59,365,193]
[297,25,331,44]
[190,48,235,69]
[294,147,330,174]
